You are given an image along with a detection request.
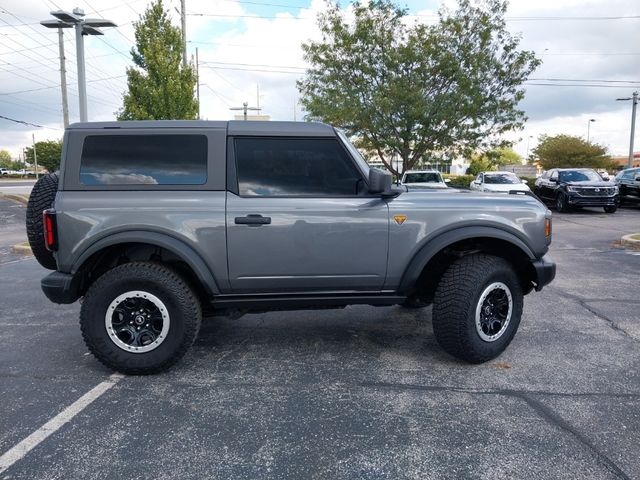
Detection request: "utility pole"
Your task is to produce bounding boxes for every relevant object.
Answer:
[181,0,187,68]
[41,8,117,123]
[195,48,200,119]
[32,134,39,180]
[230,102,260,121]
[57,28,69,128]
[617,91,638,168]
[587,118,595,143]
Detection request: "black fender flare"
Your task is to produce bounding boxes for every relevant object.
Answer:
[398,226,536,294]
[71,230,220,295]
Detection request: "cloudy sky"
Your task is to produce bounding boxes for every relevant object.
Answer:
[0,0,638,160]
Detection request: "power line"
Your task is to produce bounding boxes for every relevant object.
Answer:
[524,82,637,88]
[201,60,304,70]
[202,65,303,75]
[0,114,47,128]
[529,78,640,84]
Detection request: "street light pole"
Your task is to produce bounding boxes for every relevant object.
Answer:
[587,118,595,143]
[57,28,69,128]
[526,135,533,159]
[74,20,88,122]
[616,91,638,168]
[41,8,117,123]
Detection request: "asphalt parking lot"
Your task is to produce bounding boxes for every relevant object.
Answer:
[1,199,639,479]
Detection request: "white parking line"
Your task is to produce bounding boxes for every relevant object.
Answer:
[0,373,123,475]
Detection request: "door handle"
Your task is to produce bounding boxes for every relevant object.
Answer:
[234,214,271,226]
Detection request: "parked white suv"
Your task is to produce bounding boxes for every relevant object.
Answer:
[0,168,9,176]
[470,171,530,193]
[401,170,450,189]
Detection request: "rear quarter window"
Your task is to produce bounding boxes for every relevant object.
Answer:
[80,134,207,186]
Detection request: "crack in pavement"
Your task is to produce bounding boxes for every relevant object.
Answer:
[360,381,634,480]
[554,287,637,341]
[518,394,631,480]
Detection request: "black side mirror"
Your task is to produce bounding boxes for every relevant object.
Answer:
[368,167,392,194]
[635,175,640,182]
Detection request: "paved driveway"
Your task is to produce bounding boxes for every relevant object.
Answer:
[0,204,639,479]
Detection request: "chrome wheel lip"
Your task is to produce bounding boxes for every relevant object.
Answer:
[475,282,513,342]
[105,290,170,354]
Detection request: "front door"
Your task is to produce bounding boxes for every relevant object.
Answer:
[225,136,389,293]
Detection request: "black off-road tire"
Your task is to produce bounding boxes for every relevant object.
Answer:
[555,192,568,213]
[25,172,58,269]
[604,205,617,214]
[80,262,202,375]
[432,254,523,364]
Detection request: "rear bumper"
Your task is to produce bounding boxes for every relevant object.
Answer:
[41,271,80,304]
[531,255,556,291]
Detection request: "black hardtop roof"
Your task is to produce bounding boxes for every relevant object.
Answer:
[67,120,336,136]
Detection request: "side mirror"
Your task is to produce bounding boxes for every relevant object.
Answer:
[444,178,451,183]
[368,167,392,194]
[635,175,640,182]
[522,179,528,184]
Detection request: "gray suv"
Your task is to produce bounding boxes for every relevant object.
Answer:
[27,121,555,374]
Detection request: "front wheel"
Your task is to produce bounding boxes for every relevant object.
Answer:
[555,192,568,213]
[604,205,617,213]
[80,262,202,375]
[432,254,523,363]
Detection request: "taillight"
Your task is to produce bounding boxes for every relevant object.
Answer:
[43,209,58,251]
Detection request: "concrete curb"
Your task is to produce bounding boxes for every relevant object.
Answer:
[0,193,29,206]
[11,242,32,255]
[621,234,640,250]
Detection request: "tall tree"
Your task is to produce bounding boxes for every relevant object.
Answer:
[118,0,197,120]
[298,0,540,176]
[24,140,62,172]
[0,149,11,168]
[532,134,613,170]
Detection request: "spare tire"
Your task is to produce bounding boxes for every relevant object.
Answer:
[26,172,58,270]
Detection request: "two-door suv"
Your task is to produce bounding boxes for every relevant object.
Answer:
[27,121,555,374]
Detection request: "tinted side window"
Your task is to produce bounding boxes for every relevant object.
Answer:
[80,135,207,186]
[235,137,363,196]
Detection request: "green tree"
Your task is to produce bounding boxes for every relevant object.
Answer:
[0,149,11,168]
[532,134,613,170]
[298,0,539,176]
[24,140,62,172]
[117,0,197,120]
[466,147,520,175]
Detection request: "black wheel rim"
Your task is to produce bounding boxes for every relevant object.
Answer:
[475,282,513,342]
[105,291,170,353]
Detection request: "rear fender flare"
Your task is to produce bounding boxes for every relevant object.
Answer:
[71,231,220,295]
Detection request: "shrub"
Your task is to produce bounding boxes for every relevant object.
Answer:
[443,174,475,189]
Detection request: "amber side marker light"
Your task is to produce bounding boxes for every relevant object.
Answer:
[545,218,552,238]
[43,209,58,251]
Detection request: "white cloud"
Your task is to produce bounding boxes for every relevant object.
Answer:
[0,0,638,159]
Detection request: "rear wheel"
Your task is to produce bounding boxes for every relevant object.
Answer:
[80,262,202,374]
[432,254,523,363]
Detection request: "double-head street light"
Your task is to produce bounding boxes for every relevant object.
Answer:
[41,8,117,123]
[587,118,596,143]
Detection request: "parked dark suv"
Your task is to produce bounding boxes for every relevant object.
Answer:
[534,168,619,213]
[614,167,640,204]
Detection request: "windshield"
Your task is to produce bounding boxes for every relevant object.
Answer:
[559,170,601,182]
[403,172,442,183]
[335,129,370,178]
[484,173,520,184]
